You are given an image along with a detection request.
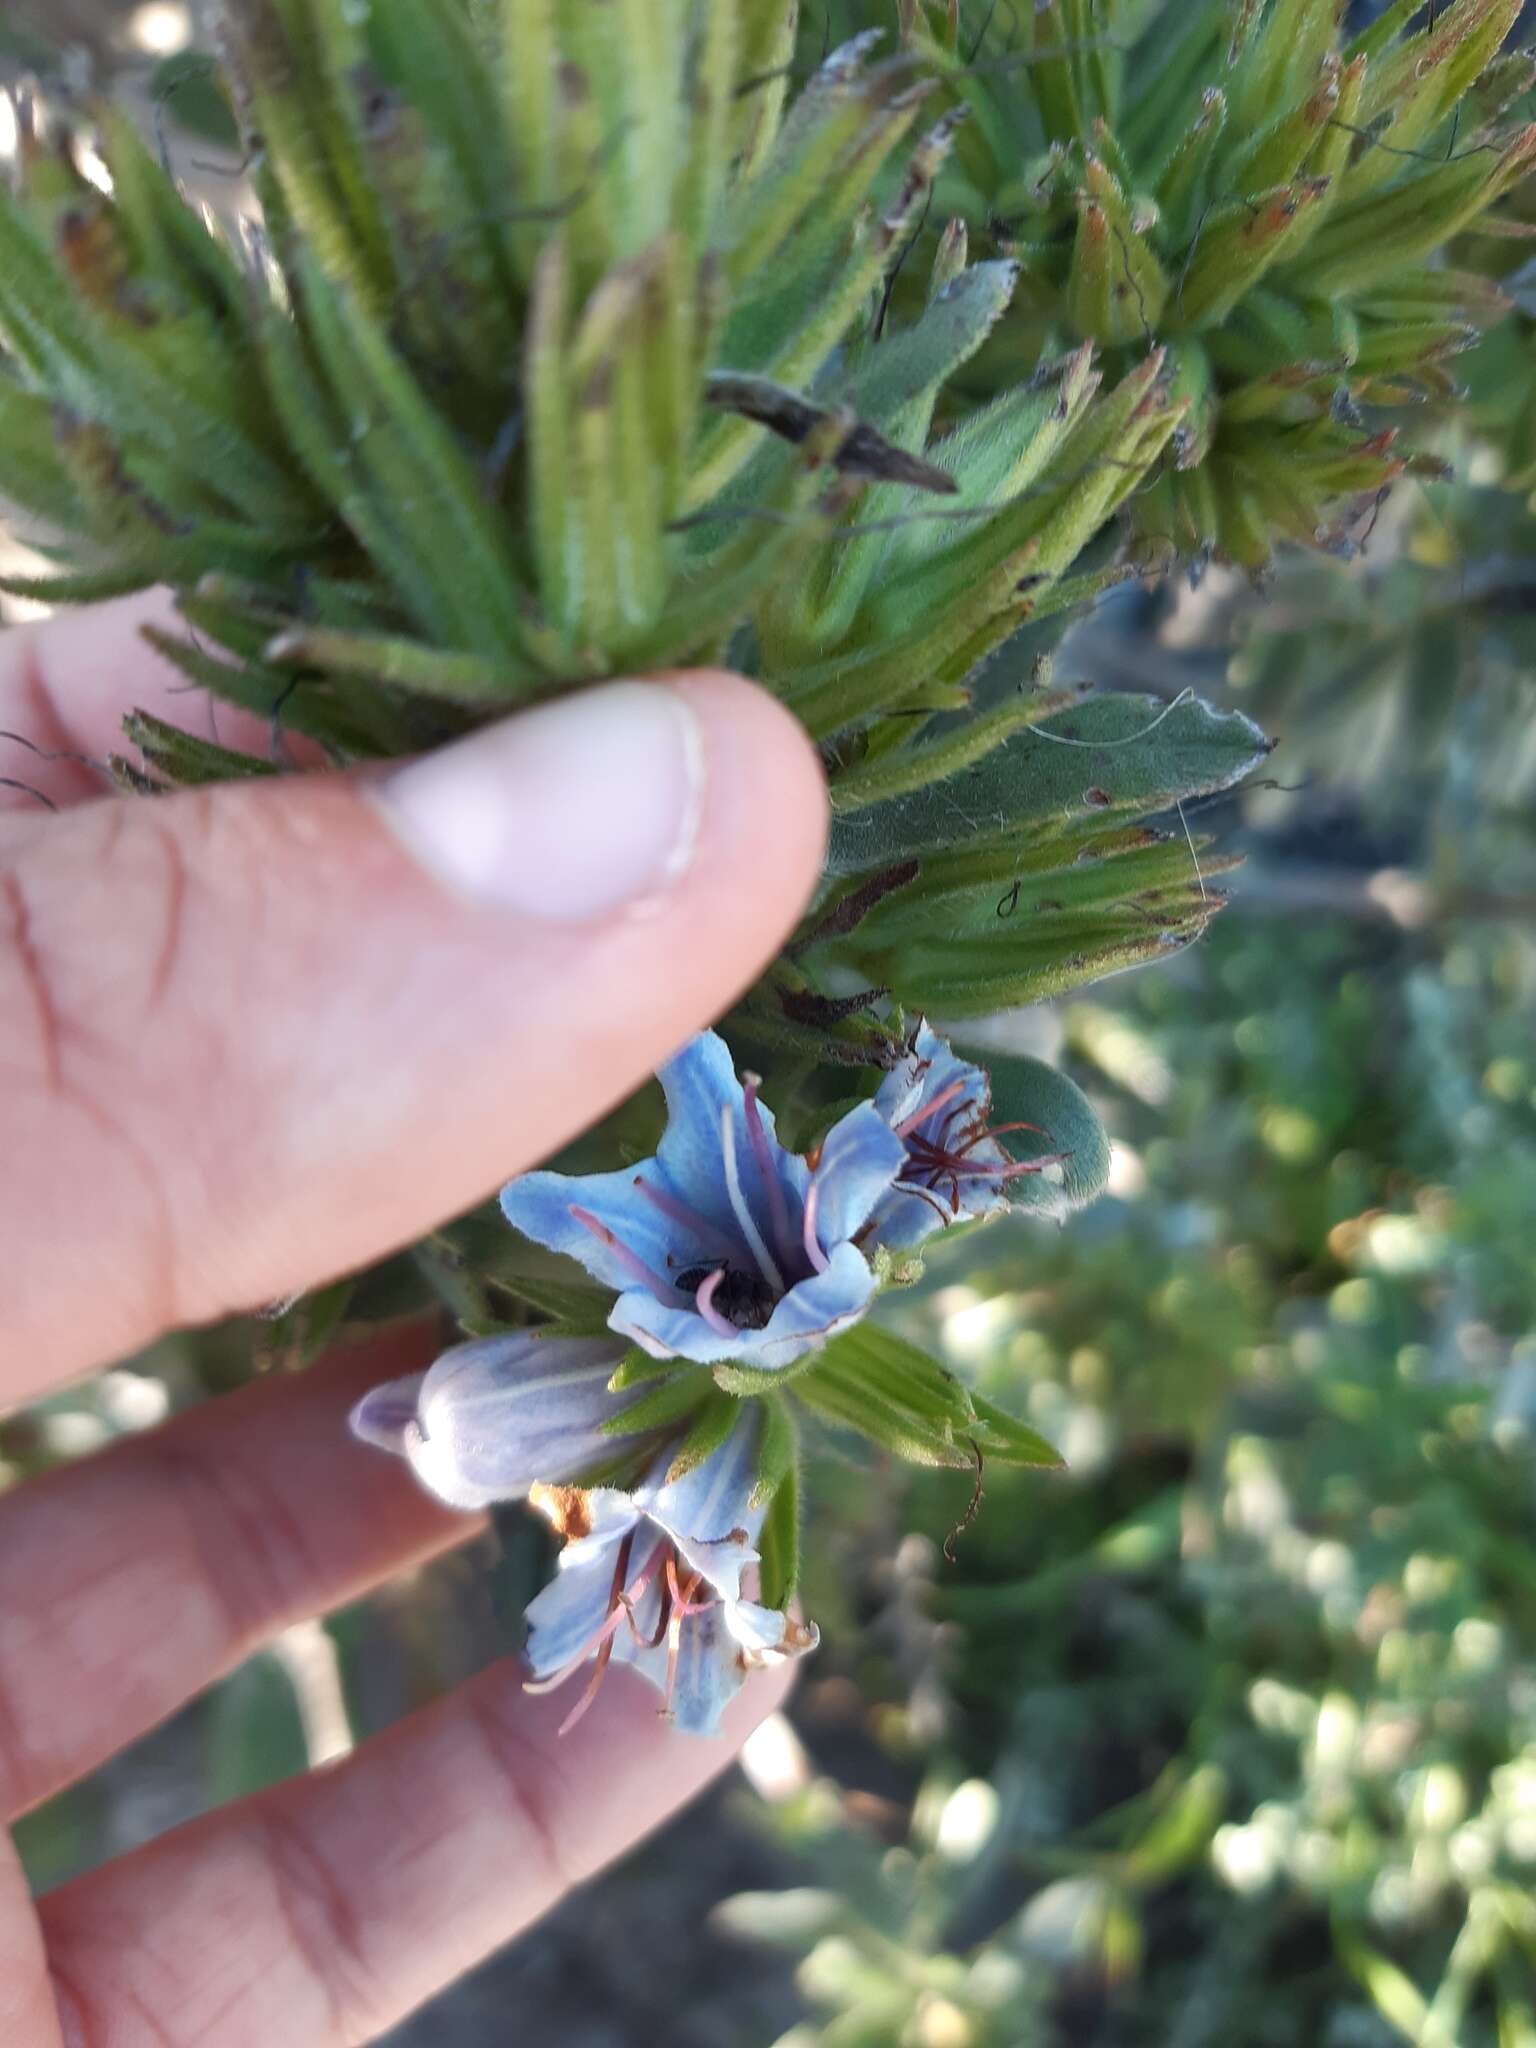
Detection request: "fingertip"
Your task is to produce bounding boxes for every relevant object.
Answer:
[668,669,830,937]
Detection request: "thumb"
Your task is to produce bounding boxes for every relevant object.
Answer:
[1,671,827,1394]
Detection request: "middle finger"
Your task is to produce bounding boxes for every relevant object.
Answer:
[0,1320,479,1823]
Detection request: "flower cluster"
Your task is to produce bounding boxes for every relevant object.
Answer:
[352,1026,1055,1735]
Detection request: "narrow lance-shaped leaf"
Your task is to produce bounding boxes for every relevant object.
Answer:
[826,689,1272,876]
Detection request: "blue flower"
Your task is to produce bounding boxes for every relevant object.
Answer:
[349,1330,650,1508]
[500,1030,907,1372]
[523,1404,815,1737]
[868,1022,1059,1251]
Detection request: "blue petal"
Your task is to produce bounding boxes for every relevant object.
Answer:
[608,1285,747,1366]
[865,1022,1008,1249]
[864,1185,950,1252]
[655,1031,811,1245]
[664,1605,743,1736]
[808,1100,906,1249]
[874,1020,988,1136]
[500,1161,685,1294]
[521,1494,646,1678]
[728,1601,820,1664]
[610,1239,877,1371]
[658,1601,819,1735]
[403,1332,643,1507]
[869,1167,1011,1252]
[638,1406,765,1600]
[751,1241,879,1367]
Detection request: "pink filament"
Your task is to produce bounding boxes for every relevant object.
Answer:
[801,1180,830,1274]
[892,1076,969,1141]
[661,1557,711,1717]
[569,1205,677,1304]
[694,1266,737,1338]
[525,1539,671,1736]
[666,1554,714,1620]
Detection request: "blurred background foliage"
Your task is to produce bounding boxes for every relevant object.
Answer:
[6,5,1536,2048]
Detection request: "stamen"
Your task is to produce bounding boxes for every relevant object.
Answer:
[662,1604,684,1719]
[631,1175,734,1256]
[666,1555,713,1619]
[525,1535,680,1732]
[525,1528,639,1716]
[569,1205,677,1304]
[659,1558,713,1719]
[952,1117,1048,1158]
[996,1151,1068,1180]
[742,1075,795,1267]
[555,1633,616,1735]
[695,1267,737,1338]
[801,1179,830,1274]
[718,1105,785,1295]
[893,1179,956,1224]
[619,1543,673,1648]
[944,1153,1064,1180]
[892,1076,969,1141]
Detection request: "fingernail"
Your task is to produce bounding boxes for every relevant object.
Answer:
[370,681,705,921]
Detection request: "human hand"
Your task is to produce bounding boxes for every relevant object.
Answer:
[0,593,827,2046]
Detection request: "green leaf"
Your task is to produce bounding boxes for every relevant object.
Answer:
[260,1277,356,1367]
[830,260,1021,426]
[967,1390,1065,1470]
[756,1460,801,1609]
[607,1346,684,1392]
[662,1388,743,1477]
[609,1370,716,1439]
[792,1322,983,1469]
[293,258,531,659]
[752,1395,800,1509]
[11,1780,94,1889]
[825,689,1271,876]
[150,53,245,151]
[711,1887,849,1954]
[1334,1923,1432,2040]
[120,709,278,787]
[490,1275,617,1334]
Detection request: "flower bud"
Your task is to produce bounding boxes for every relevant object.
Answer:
[350,1331,645,1509]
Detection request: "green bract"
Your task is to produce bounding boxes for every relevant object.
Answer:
[874,0,1536,568]
[1,1,1169,762]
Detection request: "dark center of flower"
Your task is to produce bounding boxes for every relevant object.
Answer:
[674,1262,777,1330]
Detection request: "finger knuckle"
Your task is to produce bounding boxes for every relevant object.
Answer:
[0,805,207,1338]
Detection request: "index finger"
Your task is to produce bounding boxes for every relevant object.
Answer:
[0,592,301,813]
[34,1659,793,2047]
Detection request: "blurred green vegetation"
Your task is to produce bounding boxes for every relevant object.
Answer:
[737,893,1536,2047]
